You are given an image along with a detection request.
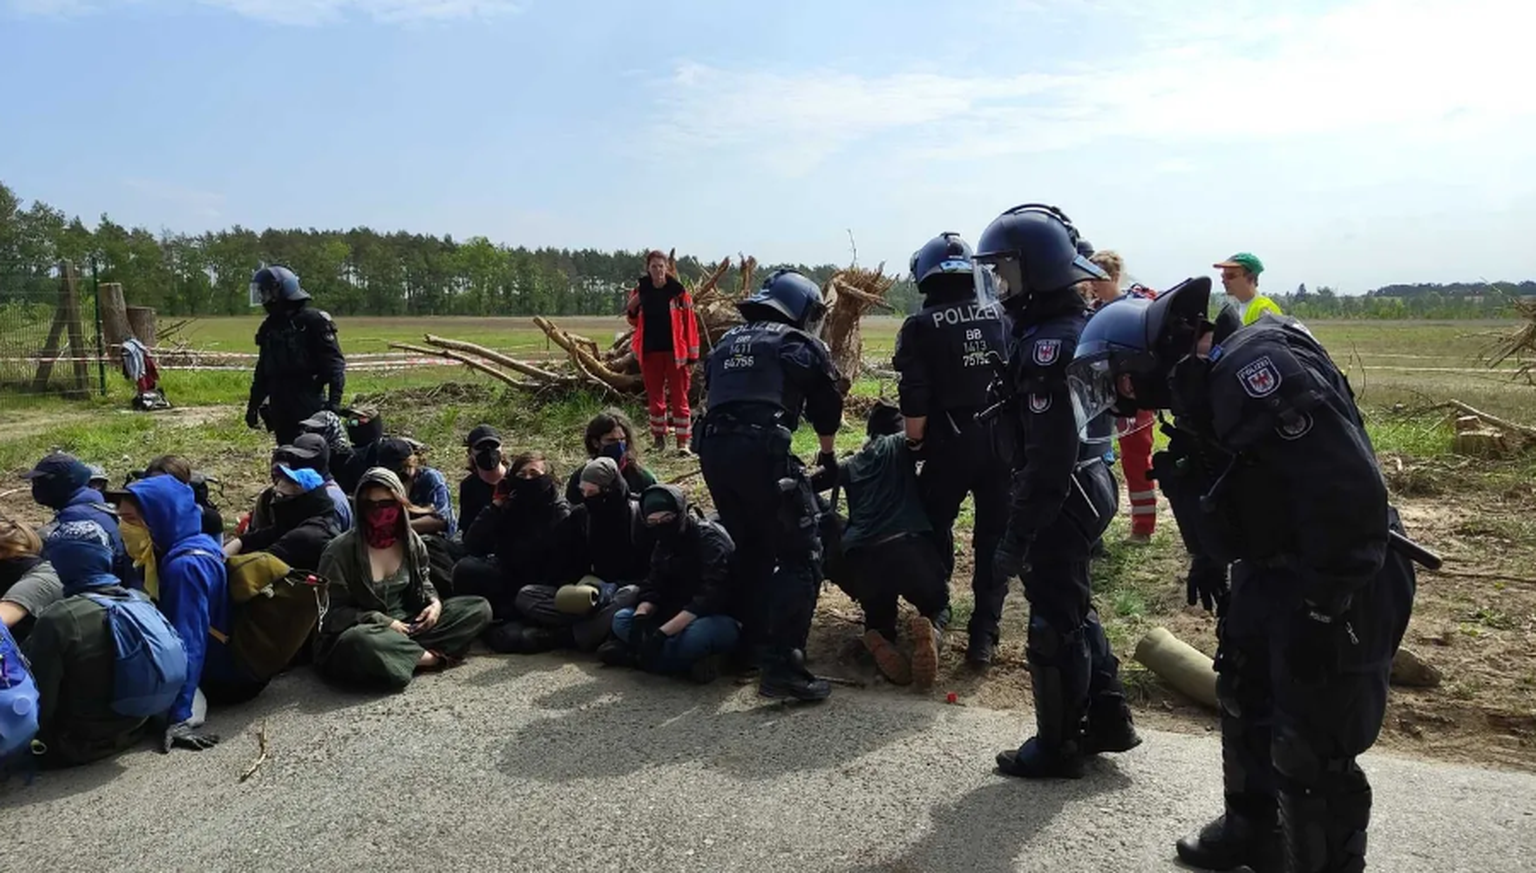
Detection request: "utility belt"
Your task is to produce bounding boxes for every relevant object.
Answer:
[701,404,783,438]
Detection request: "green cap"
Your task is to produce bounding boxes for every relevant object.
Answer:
[1213,252,1264,275]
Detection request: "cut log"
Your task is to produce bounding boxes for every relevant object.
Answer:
[126,306,157,348]
[1133,626,1218,710]
[99,283,131,363]
[1453,428,1512,458]
[1445,400,1536,440]
[421,334,564,382]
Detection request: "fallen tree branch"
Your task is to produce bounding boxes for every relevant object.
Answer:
[1442,400,1536,439]
[239,725,269,783]
[389,343,536,390]
[1426,568,1536,586]
[422,334,564,382]
[532,316,643,394]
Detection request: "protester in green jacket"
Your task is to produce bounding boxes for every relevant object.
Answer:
[23,521,152,767]
[315,468,491,691]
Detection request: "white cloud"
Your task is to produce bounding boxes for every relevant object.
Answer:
[5,0,521,24]
[656,0,1536,175]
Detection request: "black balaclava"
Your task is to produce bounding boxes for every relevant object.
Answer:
[639,484,689,544]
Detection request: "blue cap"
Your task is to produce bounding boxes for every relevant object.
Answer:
[276,465,325,493]
[21,452,91,488]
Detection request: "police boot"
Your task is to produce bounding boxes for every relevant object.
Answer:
[996,619,1088,780]
[759,648,831,702]
[1175,805,1281,872]
[965,632,996,670]
[1279,782,1370,873]
[1081,611,1142,755]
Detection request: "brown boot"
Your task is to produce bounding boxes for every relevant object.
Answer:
[862,630,911,685]
[652,434,666,453]
[908,614,941,690]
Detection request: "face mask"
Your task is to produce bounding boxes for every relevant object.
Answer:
[512,474,554,501]
[474,447,501,472]
[599,442,626,464]
[121,520,161,601]
[362,503,401,549]
[31,477,75,511]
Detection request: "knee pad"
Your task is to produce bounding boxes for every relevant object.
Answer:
[1274,726,1364,793]
[1026,614,1082,661]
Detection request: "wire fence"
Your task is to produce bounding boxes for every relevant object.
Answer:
[0,262,106,404]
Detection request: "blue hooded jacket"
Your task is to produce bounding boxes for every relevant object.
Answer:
[126,475,231,724]
[50,487,130,580]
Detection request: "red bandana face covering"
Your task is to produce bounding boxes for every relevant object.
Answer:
[363,504,402,549]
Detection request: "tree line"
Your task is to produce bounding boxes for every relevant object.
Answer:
[2,179,1528,321]
[0,180,921,318]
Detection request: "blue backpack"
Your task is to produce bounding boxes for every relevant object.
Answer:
[85,590,189,719]
[0,622,40,762]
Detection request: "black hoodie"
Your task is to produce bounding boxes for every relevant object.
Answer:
[555,476,652,584]
[634,485,735,620]
[463,475,572,591]
[235,486,341,573]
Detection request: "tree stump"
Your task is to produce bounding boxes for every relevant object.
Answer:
[127,306,157,348]
[100,283,131,362]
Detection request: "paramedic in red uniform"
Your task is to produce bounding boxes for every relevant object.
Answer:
[626,250,701,456]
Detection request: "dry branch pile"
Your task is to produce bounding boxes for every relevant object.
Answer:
[1483,297,1536,386]
[393,251,899,399]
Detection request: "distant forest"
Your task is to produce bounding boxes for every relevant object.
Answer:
[2,180,1528,320]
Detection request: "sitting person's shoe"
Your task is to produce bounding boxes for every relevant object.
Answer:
[862,629,912,685]
[907,615,941,690]
[687,653,722,685]
[597,638,638,667]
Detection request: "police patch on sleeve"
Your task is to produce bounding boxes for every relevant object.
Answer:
[1032,339,1061,367]
[1237,355,1281,398]
[1276,411,1314,440]
[1028,392,1052,413]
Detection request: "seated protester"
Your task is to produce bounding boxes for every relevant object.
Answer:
[222,465,340,572]
[25,521,185,766]
[22,452,129,580]
[816,400,949,689]
[459,424,507,530]
[301,406,383,497]
[454,451,571,621]
[291,433,354,530]
[563,408,659,505]
[315,468,491,691]
[85,465,110,494]
[113,475,229,750]
[1,511,61,643]
[494,458,650,655]
[600,485,739,684]
[143,455,224,539]
[375,437,457,539]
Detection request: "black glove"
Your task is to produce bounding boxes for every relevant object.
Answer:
[245,405,261,430]
[816,451,838,477]
[1186,564,1230,615]
[639,626,670,669]
[1286,599,1356,685]
[993,535,1032,582]
[162,722,221,753]
[905,438,926,463]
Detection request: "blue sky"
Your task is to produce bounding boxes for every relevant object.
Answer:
[3,0,1533,294]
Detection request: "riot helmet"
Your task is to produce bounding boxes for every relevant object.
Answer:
[250,264,309,309]
[1066,276,1213,420]
[738,268,828,337]
[909,232,976,299]
[973,204,1107,310]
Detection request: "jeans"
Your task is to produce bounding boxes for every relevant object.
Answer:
[611,607,740,674]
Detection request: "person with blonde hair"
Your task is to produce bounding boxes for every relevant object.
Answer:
[1087,250,1159,542]
[315,468,491,690]
[0,511,61,642]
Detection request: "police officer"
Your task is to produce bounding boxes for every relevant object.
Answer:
[1069,278,1417,872]
[894,233,1009,667]
[246,265,347,446]
[696,269,842,702]
[975,205,1140,779]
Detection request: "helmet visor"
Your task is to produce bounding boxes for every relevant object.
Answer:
[249,279,267,308]
[1066,354,1120,436]
[974,258,1021,308]
[802,303,827,339]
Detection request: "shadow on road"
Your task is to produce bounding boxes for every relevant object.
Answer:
[0,757,128,810]
[498,665,941,783]
[844,761,1134,873]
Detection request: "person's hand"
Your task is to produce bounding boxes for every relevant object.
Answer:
[245,405,261,430]
[634,602,656,617]
[222,538,243,559]
[639,624,670,668]
[660,610,696,636]
[412,600,443,633]
[993,536,1031,582]
[388,619,413,635]
[162,722,221,753]
[816,451,838,477]
[1186,565,1230,616]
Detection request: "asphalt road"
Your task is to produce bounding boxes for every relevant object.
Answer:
[4,656,1533,873]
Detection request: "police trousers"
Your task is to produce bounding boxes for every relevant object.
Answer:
[846,533,950,638]
[1214,520,1415,833]
[918,415,1009,642]
[697,419,821,660]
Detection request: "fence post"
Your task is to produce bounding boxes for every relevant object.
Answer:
[92,262,107,396]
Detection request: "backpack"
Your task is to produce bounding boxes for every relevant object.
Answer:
[0,622,40,762]
[226,552,328,681]
[84,590,189,719]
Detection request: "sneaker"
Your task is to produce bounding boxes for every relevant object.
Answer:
[862,629,912,685]
[908,615,941,690]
